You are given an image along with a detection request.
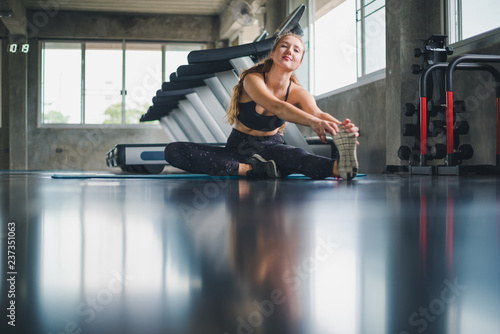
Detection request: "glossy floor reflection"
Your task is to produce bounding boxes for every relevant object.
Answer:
[1,172,500,334]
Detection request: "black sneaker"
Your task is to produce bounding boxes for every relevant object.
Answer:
[247,154,282,178]
[333,128,358,180]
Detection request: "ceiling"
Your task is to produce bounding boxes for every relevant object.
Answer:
[22,0,234,16]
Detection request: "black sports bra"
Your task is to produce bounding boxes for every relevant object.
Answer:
[236,73,290,131]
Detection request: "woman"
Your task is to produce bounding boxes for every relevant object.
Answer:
[164,32,359,180]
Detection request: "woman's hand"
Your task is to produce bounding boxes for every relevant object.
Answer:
[340,119,359,137]
[310,119,339,143]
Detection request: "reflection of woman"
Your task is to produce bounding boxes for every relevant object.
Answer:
[165,32,359,180]
[229,179,302,333]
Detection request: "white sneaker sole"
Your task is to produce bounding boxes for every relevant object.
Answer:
[333,129,358,180]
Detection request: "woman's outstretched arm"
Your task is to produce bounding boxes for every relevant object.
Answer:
[291,86,359,136]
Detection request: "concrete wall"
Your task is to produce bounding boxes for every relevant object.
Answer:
[0,33,9,170]
[23,11,218,42]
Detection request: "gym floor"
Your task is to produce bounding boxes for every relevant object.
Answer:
[1,171,499,334]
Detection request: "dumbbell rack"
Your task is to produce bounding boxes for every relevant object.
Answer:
[411,61,500,175]
[399,35,500,176]
[398,35,453,174]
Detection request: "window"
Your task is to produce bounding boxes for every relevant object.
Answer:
[309,0,386,95]
[85,43,123,124]
[164,44,198,78]
[126,43,163,124]
[314,0,357,95]
[448,0,500,44]
[357,0,386,76]
[41,41,204,125]
[41,42,82,124]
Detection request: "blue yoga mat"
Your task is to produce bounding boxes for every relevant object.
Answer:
[52,173,239,179]
[51,173,366,180]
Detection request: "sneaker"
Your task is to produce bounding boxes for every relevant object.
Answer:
[247,154,282,178]
[333,128,358,180]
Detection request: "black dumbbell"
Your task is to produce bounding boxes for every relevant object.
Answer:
[397,146,422,165]
[403,103,417,117]
[454,121,469,135]
[398,145,411,161]
[428,120,446,136]
[428,119,467,136]
[412,64,423,74]
[431,143,447,159]
[427,100,466,114]
[457,144,474,161]
[427,100,445,117]
[414,48,423,57]
[409,150,421,165]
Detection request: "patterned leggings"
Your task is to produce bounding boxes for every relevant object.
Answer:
[164,128,337,179]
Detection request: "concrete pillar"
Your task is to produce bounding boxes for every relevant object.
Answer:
[386,3,446,331]
[0,48,9,170]
[265,0,287,34]
[385,0,443,167]
[8,49,28,170]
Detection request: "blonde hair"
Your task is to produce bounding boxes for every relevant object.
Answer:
[226,32,304,132]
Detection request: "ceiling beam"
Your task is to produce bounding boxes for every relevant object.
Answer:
[22,0,232,16]
[0,0,27,38]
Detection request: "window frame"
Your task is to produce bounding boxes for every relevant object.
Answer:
[38,39,205,128]
[303,0,386,98]
[356,0,386,78]
[446,0,500,56]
